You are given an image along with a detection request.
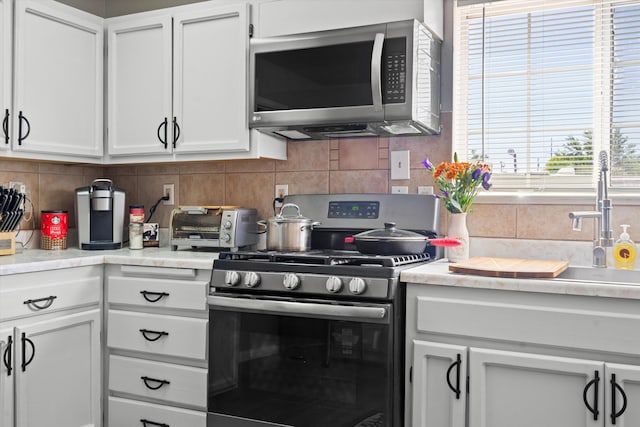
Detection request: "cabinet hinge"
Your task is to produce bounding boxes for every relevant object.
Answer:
[249,24,254,38]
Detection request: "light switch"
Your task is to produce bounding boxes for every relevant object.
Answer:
[390,150,410,180]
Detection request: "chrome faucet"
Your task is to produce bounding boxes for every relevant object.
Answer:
[568,151,614,268]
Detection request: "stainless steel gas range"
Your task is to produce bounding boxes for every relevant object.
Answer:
[207,194,440,427]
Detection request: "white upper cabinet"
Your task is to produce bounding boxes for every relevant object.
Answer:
[172,4,250,154]
[107,14,173,156]
[253,0,425,38]
[0,0,11,153]
[12,0,104,160]
[106,2,285,163]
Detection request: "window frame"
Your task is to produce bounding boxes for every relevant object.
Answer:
[452,0,640,204]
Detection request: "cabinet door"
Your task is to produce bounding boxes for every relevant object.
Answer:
[469,348,602,427]
[107,14,172,156]
[0,0,11,152]
[14,309,101,427]
[411,340,466,427]
[13,0,103,158]
[172,3,250,154]
[0,327,13,427]
[606,363,640,426]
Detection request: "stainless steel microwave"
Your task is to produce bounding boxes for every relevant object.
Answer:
[249,20,441,140]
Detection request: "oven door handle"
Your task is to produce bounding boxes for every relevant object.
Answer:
[208,295,388,323]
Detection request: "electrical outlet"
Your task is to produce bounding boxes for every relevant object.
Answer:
[9,181,25,193]
[418,186,434,195]
[163,184,175,205]
[391,186,409,194]
[275,184,288,208]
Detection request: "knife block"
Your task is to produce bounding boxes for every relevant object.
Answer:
[0,232,16,256]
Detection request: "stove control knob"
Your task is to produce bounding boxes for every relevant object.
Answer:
[243,272,261,288]
[325,276,343,293]
[349,277,367,295]
[224,271,241,287]
[283,273,300,290]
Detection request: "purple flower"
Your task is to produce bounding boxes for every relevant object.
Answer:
[482,172,491,190]
[442,190,449,199]
[472,168,481,180]
[422,158,433,170]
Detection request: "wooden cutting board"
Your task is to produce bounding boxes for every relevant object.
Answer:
[449,257,569,278]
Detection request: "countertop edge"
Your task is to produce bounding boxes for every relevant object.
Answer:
[401,260,640,300]
[0,248,217,275]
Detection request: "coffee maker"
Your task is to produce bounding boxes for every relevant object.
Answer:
[75,179,125,250]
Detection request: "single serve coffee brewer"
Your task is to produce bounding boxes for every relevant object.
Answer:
[75,178,125,250]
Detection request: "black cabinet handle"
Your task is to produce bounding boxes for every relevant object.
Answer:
[2,335,12,376]
[446,353,462,399]
[139,329,169,342]
[141,375,171,390]
[2,109,8,144]
[157,117,168,148]
[583,370,600,420]
[611,373,628,424]
[18,111,30,145]
[140,290,169,303]
[23,295,57,310]
[172,117,180,148]
[21,333,35,372]
[140,419,169,427]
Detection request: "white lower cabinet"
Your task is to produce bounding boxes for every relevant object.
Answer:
[14,310,101,427]
[0,265,103,427]
[469,348,602,427]
[109,355,207,409]
[406,283,640,427]
[105,264,210,427]
[1,326,14,427]
[109,396,206,427]
[606,363,640,426]
[411,341,467,427]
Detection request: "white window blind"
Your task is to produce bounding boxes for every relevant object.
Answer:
[453,0,640,192]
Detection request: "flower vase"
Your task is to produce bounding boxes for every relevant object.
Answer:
[446,212,469,263]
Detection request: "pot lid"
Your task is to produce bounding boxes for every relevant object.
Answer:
[272,203,314,223]
[354,222,427,242]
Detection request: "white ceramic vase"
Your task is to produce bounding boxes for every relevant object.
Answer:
[446,212,469,263]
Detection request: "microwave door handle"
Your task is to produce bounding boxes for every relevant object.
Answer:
[371,33,385,112]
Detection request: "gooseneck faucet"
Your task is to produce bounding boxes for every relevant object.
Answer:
[568,151,614,268]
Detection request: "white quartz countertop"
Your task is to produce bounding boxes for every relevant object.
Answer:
[401,259,640,300]
[0,247,218,275]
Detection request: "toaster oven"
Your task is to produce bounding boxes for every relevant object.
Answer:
[170,206,258,251]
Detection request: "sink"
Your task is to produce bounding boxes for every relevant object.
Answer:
[555,266,640,286]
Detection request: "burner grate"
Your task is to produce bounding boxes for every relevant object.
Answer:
[218,250,430,267]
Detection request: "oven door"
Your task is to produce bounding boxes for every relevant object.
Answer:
[207,294,397,427]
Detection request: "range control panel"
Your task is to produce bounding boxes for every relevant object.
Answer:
[328,201,380,219]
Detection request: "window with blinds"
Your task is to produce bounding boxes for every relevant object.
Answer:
[453,0,640,192]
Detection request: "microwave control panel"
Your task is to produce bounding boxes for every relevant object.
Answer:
[383,38,407,104]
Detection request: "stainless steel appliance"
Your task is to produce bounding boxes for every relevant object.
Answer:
[249,20,441,140]
[169,206,258,251]
[207,193,440,427]
[75,179,125,250]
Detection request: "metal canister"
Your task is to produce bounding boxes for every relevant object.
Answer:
[41,210,68,250]
[129,205,145,223]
